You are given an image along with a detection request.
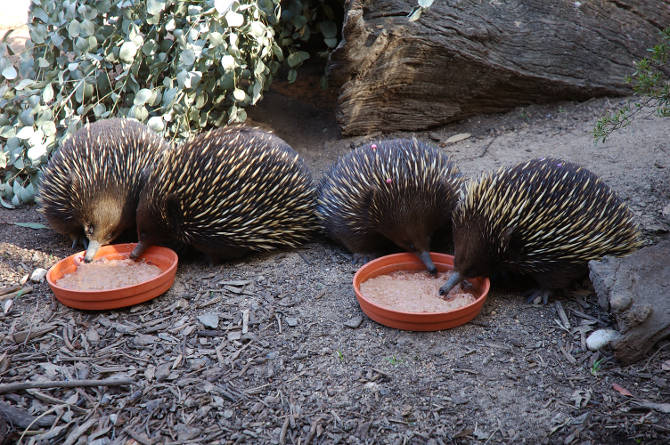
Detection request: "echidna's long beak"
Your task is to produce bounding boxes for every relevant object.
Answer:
[130,241,147,260]
[418,251,437,276]
[83,240,100,263]
[439,271,462,295]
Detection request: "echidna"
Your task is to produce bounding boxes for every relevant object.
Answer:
[38,118,169,262]
[439,158,643,302]
[316,138,464,274]
[129,125,316,261]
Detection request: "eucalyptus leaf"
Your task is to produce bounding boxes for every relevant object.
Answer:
[1,66,17,80]
[16,126,35,140]
[134,88,154,105]
[119,41,138,63]
[225,10,244,27]
[215,0,234,15]
[12,222,49,230]
[287,51,309,68]
[147,116,165,132]
[233,88,246,101]
[221,54,236,70]
[319,21,337,38]
[147,0,167,16]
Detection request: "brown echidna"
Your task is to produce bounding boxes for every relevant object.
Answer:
[129,125,316,261]
[439,158,643,302]
[38,118,169,261]
[316,138,464,273]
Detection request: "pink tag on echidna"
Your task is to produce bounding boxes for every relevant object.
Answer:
[371,144,377,151]
[385,178,392,184]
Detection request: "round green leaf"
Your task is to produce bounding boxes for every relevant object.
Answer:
[67,20,81,38]
[147,116,165,132]
[221,54,235,70]
[225,10,244,27]
[319,21,337,38]
[1,66,17,80]
[287,51,309,68]
[16,126,34,140]
[134,88,153,105]
[233,88,246,102]
[119,41,138,63]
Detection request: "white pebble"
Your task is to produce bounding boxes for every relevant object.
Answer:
[586,329,621,351]
[30,268,48,283]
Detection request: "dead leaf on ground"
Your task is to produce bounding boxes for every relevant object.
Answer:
[612,383,633,397]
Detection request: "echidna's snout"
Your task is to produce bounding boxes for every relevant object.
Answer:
[83,239,101,262]
[439,270,462,295]
[418,250,437,276]
[130,241,147,260]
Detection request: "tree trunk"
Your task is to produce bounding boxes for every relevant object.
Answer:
[328,0,670,136]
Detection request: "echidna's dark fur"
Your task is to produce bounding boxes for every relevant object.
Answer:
[316,138,463,272]
[131,125,316,262]
[443,158,643,296]
[38,118,169,258]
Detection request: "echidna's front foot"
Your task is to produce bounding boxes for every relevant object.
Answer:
[525,288,552,305]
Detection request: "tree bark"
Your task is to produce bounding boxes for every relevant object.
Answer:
[328,0,670,135]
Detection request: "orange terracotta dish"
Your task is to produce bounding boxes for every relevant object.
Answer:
[353,252,489,331]
[47,243,178,310]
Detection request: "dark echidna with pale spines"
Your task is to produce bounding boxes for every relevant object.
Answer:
[130,125,316,262]
[440,157,643,297]
[38,118,170,261]
[316,138,464,273]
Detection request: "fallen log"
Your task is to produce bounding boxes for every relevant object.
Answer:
[328,0,670,135]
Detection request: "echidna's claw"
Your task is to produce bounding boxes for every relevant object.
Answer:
[525,288,552,305]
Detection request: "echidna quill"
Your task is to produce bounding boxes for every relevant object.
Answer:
[130,125,316,262]
[38,118,169,262]
[316,138,464,274]
[439,158,643,302]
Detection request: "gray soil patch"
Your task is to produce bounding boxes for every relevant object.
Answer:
[1,80,669,443]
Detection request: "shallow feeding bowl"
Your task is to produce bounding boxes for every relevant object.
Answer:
[353,252,490,331]
[47,243,178,310]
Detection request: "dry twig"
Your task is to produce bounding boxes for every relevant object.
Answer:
[0,377,134,394]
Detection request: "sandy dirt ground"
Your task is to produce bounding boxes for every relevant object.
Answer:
[1,81,669,444]
[1,4,669,443]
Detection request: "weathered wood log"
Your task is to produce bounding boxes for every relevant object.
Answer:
[328,0,670,135]
[589,239,670,364]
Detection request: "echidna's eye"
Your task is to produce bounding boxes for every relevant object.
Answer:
[86,225,95,236]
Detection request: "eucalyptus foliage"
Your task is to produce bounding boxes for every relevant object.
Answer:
[594,27,670,143]
[0,0,339,207]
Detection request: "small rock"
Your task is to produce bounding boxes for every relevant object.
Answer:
[30,268,47,282]
[227,331,242,341]
[145,364,156,380]
[285,317,298,327]
[586,329,622,351]
[197,313,219,329]
[662,203,670,220]
[134,334,157,346]
[86,327,100,343]
[445,132,471,144]
[223,409,234,419]
[343,316,363,329]
[155,363,171,381]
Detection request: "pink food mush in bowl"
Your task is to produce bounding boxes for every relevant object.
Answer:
[353,252,490,331]
[47,243,178,310]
